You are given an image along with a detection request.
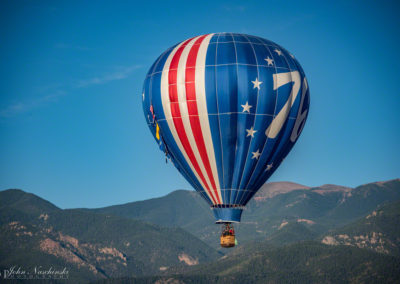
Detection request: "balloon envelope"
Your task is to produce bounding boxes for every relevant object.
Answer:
[142,33,310,223]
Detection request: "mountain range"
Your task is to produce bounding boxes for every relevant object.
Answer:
[0,178,399,283]
[94,197,400,284]
[0,189,220,283]
[86,178,400,247]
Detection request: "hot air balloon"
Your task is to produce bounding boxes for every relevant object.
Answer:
[142,33,310,248]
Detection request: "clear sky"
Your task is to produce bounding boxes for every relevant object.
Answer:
[1,0,399,209]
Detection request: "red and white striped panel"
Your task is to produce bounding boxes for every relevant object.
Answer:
[160,34,222,205]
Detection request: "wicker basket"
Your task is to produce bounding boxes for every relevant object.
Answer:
[220,235,235,248]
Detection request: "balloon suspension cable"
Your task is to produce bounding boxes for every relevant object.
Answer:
[160,134,169,164]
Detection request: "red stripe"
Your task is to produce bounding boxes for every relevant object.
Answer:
[168,37,217,204]
[185,35,221,204]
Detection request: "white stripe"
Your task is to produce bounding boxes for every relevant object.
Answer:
[266,71,301,138]
[195,34,224,204]
[160,38,216,204]
[290,77,308,142]
[175,36,218,202]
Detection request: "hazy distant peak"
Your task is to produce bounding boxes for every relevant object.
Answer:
[311,184,353,195]
[318,184,352,189]
[254,181,310,200]
[362,178,400,187]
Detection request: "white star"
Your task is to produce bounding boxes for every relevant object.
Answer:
[241,101,252,113]
[142,93,145,101]
[251,78,262,90]
[246,127,257,138]
[274,49,282,56]
[264,56,274,66]
[251,149,261,160]
[265,163,273,171]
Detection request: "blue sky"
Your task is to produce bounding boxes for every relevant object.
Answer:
[1,0,399,209]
